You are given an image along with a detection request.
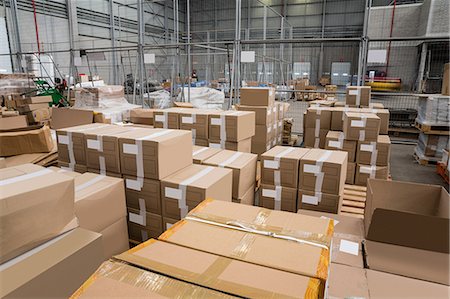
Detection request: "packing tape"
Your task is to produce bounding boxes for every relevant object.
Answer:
[123,130,173,191]
[192,147,209,156]
[129,198,147,226]
[67,132,76,170]
[302,192,322,205]
[328,132,345,149]
[361,142,378,166]
[155,111,168,128]
[341,107,350,121]
[0,168,52,186]
[220,114,227,148]
[99,156,106,175]
[272,147,296,185]
[141,229,149,241]
[262,186,282,210]
[360,165,377,178]
[356,88,361,106]
[75,174,105,194]
[209,142,221,149]
[218,152,242,168]
[165,166,215,218]
[303,150,332,194]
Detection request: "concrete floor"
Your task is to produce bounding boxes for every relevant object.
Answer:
[390,142,448,190]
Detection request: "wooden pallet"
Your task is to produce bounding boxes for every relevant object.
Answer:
[341,184,366,219]
[413,148,439,165]
[415,121,449,135]
[436,162,449,184]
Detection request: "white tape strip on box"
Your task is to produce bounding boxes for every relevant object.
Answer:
[0,168,52,186]
[262,186,282,210]
[360,165,377,178]
[218,152,242,168]
[75,174,105,194]
[129,198,147,226]
[361,141,378,166]
[164,166,215,218]
[303,150,333,195]
[328,132,345,149]
[272,147,296,186]
[193,147,209,156]
[155,112,168,129]
[349,88,361,106]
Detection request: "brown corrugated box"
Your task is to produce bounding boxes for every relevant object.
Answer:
[56,123,113,169]
[173,101,194,108]
[124,175,161,214]
[346,86,371,107]
[130,108,155,125]
[233,184,255,205]
[346,162,356,184]
[325,131,357,162]
[26,95,52,104]
[1,229,103,299]
[58,161,88,173]
[161,164,232,220]
[74,173,126,233]
[209,110,255,143]
[116,239,322,299]
[236,104,273,125]
[298,190,343,214]
[442,62,449,96]
[261,146,310,188]
[299,149,348,195]
[252,124,274,145]
[203,150,257,199]
[119,128,192,180]
[251,138,272,155]
[304,127,329,148]
[356,135,391,166]
[0,164,78,263]
[98,216,129,259]
[0,115,28,130]
[354,164,388,186]
[48,166,82,178]
[153,108,183,129]
[27,107,52,123]
[209,137,252,153]
[160,199,333,293]
[178,108,211,140]
[330,107,360,131]
[51,108,93,130]
[343,112,380,142]
[239,87,275,106]
[71,261,235,299]
[85,125,137,175]
[364,179,450,285]
[127,208,163,242]
[0,125,54,156]
[192,145,222,164]
[305,107,332,129]
[260,184,297,212]
[327,263,369,299]
[360,108,389,134]
[162,216,179,231]
[17,103,50,112]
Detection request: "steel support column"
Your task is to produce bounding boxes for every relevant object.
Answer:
[187,0,191,102]
[137,0,145,104]
[318,0,326,83]
[109,0,118,85]
[9,0,23,72]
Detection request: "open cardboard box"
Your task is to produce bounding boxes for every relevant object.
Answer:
[364,179,449,285]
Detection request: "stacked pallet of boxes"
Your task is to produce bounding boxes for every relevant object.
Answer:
[414,95,449,164]
[153,107,255,152]
[74,199,336,299]
[237,87,287,155]
[259,146,348,214]
[15,95,53,125]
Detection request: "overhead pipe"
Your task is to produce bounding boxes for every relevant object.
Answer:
[31,0,41,53]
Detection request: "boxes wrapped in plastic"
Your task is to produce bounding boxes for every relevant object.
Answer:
[416,96,450,126]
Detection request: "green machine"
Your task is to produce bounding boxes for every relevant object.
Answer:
[32,79,69,107]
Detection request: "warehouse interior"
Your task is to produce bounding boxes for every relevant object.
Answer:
[0,0,449,298]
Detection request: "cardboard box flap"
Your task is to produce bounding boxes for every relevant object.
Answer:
[162,164,232,189]
[262,146,310,161]
[366,179,449,253]
[115,239,322,298]
[202,150,256,170]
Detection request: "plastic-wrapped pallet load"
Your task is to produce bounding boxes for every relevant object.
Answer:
[416,133,449,160]
[177,87,225,110]
[416,95,450,126]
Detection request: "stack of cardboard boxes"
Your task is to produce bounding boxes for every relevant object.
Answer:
[259,146,348,214]
[237,87,288,155]
[56,124,234,244]
[152,107,255,152]
[16,95,53,125]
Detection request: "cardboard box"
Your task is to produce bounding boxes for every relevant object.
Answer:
[26,95,52,104]
[48,166,82,178]
[236,104,273,125]
[366,269,450,298]
[17,103,50,112]
[327,263,369,299]
[346,162,356,184]
[209,110,255,142]
[304,127,329,148]
[260,184,297,212]
[346,86,371,107]
[0,229,103,299]
[356,135,391,166]
[330,107,360,131]
[127,209,163,242]
[209,137,252,153]
[261,146,310,188]
[123,175,160,214]
[298,189,343,214]
[160,199,334,291]
[299,149,348,195]
[252,124,274,145]
[442,62,449,96]
[0,125,54,156]
[153,108,182,129]
[116,239,323,299]
[354,164,388,186]
[161,164,232,220]
[178,109,211,140]
[173,101,194,108]
[58,161,88,173]
[85,125,137,174]
[233,184,255,205]
[51,108,93,129]
[325,131,357,162]
[162,217,179,231]
[56,123,112,168]
[0,115,28,130]
[28,107,51,123]
[192,145,222,164]
[343,112,380,142]
[304,107,332,129]
[203,150,257,199]
[251,139,272,155]
[0,164,78,263]
[193,138,208,146]
[239,87,275,106]
[364,179,449,285]
[99,216,129,259]
[360,108,389,135]
[71,261,233,299]
[74,172,126,232]
[119,128,193,180]
[130,108,155,125]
